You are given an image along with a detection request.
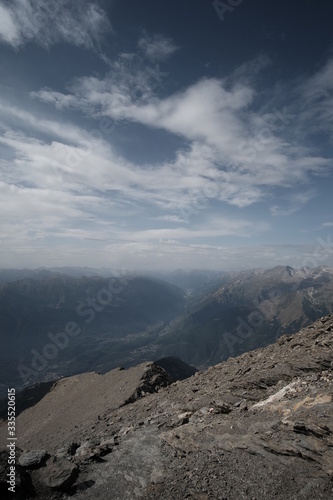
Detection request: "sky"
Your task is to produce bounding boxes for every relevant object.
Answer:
[0,0,332,271]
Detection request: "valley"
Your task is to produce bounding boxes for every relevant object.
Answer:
[0,265,332,398]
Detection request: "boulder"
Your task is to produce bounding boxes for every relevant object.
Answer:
[18,450,48,468]
[37,456,78,491]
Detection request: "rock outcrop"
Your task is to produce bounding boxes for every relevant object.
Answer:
[1,315,333,499]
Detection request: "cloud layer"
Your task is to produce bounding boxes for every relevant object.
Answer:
[0,0,111,49]
[31,52,331,213]
[0,6,332,270]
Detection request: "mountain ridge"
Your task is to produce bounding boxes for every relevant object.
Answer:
[150,265,333,367]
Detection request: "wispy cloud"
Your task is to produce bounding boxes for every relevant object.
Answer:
[138,32,179,61]
[270,190,316,217]
[0,99,271,259]
[0,0,111,49]
[301,59,333,101]
[318,222,333,230]
[32,60,330,212]
[0,3,19,46]
[297,58,333,140]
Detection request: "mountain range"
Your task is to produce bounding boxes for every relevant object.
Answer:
[151,265,333,367]
[0,265,332,398]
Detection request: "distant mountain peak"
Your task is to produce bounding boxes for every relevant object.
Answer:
[286,265,295,275]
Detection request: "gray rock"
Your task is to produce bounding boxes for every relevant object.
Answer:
[210,400,232,414]
[98,437,115,456]
[74,437,115,462]
[18,449,48,468]
[37,456,78,491]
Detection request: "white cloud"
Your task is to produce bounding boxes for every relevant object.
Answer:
[0,104,271,267]
[29,91,78,111]
[138,32,179,61]
[319,222,333,229]
[128,217,268,242]
[301,59,333,101]
[0,101,93,145]
[227,53,272,86]
[270,190,316,217]
[297,58,333,139]
[0,0,111,49]
[32,64,330,212]
[0,3,20,46]
[0,116,268,226]
[2,44,333,269]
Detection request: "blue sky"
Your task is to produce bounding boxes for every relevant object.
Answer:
[0,0,332,271]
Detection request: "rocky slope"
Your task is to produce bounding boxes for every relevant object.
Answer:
[1,314,333,499]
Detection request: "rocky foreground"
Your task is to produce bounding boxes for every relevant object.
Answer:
[1,315,333,499]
